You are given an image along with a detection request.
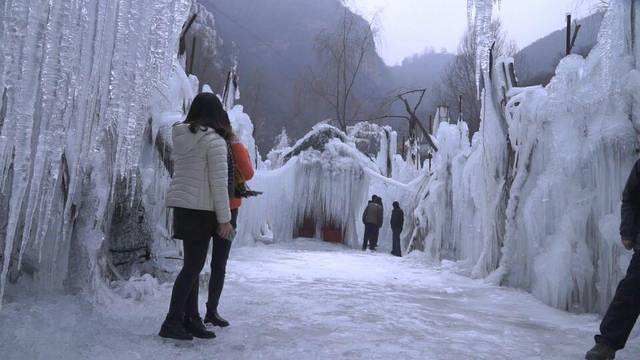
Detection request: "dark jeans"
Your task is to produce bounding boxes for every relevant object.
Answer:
[391,230,401,257]
[596,250,640,350]
[362,224,379,250]
[206,209,238,315]
[167,208,218,320]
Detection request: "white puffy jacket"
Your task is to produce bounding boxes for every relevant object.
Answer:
[166,123,232,224]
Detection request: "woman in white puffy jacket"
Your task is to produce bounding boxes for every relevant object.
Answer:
[159,93,235,341]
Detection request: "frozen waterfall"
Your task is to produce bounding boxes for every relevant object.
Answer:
[0,0,191,308]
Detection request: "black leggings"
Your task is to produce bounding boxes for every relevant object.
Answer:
[167,208,218,320]
[207,209,238,314]
[168,238,210,319]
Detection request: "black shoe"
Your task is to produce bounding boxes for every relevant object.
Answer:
[159,316,193,341]
[184,316,216,339]
[204,311,230,327]
[585,343,616,360]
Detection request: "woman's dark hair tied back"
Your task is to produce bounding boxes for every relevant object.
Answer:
[184,93,234,141]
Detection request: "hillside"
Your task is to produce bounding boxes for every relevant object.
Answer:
[197,0,390,149]
[390,51,455,90]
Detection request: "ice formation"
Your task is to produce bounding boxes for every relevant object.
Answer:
[348,122,398,177]
[265,128,292,169]
[237,124,400,248]
[467,0,497,92]
[413,0,640,313]
[0,0,191,307]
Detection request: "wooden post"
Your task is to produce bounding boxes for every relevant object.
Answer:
[458,95,463,123]
[188,37,197,75]
[179,14,198,56]
[488,42,496,80]
[632,0,637,62]
[566,13,572,55]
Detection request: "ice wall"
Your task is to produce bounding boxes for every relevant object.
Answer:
[0,0,191,307]
[415,0,640,313]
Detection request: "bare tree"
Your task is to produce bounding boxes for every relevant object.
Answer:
[437,19,517,134]
[309,8,377,131]
[367,89,439,152]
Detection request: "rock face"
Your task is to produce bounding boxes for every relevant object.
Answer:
[107,178,154,278]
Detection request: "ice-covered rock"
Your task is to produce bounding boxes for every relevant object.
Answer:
[348,122,398,177]
[0,0,191,308]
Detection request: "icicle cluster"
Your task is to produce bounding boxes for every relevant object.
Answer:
[414,0,640,313]
[467,0,497,93]
[0,0,190,308]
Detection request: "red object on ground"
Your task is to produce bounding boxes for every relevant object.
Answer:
[322,224,344,244]
[296,217,316,238]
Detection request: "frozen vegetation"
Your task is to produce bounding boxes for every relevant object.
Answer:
[411,0,640,314]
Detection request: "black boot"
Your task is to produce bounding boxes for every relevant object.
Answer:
[184,316,216,339]
[204,310,230,327]
[159,314,193,341]
[585,343,616,360]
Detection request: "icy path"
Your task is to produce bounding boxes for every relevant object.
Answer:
[1,241,639,360]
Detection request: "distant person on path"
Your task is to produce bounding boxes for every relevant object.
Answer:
[159,93,234,341]
[371,195,384,250]
[390,201,404,257]
[205,130,255,328]
[586,159,640,360]
[362,195,383,251]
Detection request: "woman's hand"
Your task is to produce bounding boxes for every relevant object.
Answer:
[218,222,234,239]
[622,239,635,250]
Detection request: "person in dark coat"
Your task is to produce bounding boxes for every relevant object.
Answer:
[371,196,384,250]
[362,195,384,251]
[586,159,640,360]
[390,201,404,257]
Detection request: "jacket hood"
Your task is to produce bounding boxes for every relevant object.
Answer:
[172,123,217,155]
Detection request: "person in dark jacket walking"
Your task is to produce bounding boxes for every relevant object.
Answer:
[586,159,640,360]
[362,195,384,251]
[390,201,404,257]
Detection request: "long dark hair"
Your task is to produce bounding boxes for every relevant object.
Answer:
[184,93,234,141]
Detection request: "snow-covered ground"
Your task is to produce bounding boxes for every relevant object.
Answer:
[1,240,639,360]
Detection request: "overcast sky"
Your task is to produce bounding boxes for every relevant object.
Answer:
[345,0,602,66]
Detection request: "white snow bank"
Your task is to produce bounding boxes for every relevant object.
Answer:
[3,242,639,359]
